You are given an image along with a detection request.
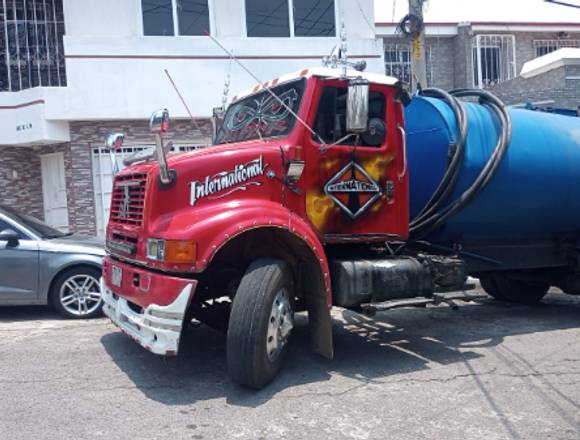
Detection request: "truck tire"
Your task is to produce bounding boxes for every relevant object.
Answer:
[479,275,506,300]
[492,275,549,304]
[227,258,294,389]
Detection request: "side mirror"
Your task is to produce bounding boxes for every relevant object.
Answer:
[106,133,124,150]
[0,229,20,247]
[346,78,370,133]
[149,108,170,134]
[149,109,175,188]
[106,132,124,175]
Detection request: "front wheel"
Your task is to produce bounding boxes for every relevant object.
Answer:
[227,259,294,389]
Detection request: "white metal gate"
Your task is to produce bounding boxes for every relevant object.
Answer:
[91,144,205,237]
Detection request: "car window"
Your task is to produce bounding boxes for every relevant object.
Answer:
[0,219,29,240]
[0,206,64,238]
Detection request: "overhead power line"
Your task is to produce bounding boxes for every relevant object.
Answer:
[544,0,580,9]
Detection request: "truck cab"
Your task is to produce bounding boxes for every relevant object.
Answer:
[100,67,441,388]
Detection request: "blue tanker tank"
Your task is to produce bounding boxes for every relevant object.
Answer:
[405,96,580,273]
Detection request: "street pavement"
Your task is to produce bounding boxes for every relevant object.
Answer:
[1,290,579,440]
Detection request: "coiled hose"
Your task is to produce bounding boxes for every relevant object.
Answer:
[409,89,512,240]
[409,88,468,231]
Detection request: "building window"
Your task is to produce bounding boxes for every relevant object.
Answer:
[0,0,66,92]
[245,0,335,38]
[293,0,335,37]
[141,0,210,36]
[384,43,412,85]
[534,39,580,57]
[471,35,516,89]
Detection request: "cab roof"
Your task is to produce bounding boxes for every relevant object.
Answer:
[232,67,399,103]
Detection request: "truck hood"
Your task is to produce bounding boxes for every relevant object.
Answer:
[115,139,280,177]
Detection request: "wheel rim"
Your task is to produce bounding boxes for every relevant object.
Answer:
[266,288,294,362]
[59,274,102,316]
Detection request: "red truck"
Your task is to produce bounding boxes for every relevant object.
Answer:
[101,66,569,389]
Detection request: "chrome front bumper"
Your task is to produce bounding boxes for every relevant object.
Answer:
[100,278,193,356]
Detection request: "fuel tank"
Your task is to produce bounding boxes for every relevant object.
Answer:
[405,96,580,243]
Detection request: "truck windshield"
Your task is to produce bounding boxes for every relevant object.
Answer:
[215,78,306,144]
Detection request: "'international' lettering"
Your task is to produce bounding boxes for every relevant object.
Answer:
[190,156,266,206]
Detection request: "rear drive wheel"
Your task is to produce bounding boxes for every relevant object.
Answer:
[491,275,549,304]
[479,275,506,300]
[50,266,103,319]
[227,258,294,389]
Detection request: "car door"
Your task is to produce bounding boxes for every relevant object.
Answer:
[0,218,40,303]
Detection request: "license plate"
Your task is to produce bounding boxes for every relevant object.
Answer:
[112,265,123,287]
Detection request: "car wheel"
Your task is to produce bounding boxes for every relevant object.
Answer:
[227,258,294,389]
[50,266,103,319]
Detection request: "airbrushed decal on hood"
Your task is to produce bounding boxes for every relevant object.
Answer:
[189,156,268,206]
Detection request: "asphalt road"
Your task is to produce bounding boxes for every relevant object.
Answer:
[1,290,580,440]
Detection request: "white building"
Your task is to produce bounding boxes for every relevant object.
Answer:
[0,0,383,236]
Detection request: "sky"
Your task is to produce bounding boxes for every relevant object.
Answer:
[374,0,580,23]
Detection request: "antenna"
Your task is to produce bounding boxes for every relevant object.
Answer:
[340,21,348,78]
[322,21,366,74]
[205,31,326,145]
[221,54,233,109]
[164,69,203,132]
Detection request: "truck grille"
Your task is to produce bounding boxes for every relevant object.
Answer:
[110,173,147,226]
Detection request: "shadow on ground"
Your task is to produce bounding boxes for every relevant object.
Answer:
[0,305,62,323]
[95,291,580,408]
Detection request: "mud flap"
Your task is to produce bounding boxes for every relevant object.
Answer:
[305,285,334,359]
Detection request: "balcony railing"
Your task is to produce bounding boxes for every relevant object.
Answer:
[0,0,66,92]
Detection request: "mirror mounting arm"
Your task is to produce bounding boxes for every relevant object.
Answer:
[149,109,176,190]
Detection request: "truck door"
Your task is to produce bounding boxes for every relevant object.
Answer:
[303,78,409,241]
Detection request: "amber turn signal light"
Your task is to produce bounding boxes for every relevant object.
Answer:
[164,240,197,264]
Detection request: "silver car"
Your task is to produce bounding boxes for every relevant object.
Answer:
[0,205,104,319]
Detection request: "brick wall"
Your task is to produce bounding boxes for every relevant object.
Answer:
[0,146,44,220]
[426,37,455,90]
[489,64,580,109]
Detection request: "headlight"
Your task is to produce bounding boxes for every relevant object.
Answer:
[147,239,196,263]
[146,238,165,260]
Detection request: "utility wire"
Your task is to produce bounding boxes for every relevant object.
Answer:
[354,0,376,34]
[206,31,326,145]
[544,0,580,9]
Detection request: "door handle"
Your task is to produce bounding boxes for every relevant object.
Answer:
[397,124,407,182]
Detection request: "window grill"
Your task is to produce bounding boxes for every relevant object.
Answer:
[0,0,66,92]
[384,43,412,85]
[471,34,516,89]
[534,39,580,57]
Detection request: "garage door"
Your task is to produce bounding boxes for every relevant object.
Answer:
[92,144,205,237]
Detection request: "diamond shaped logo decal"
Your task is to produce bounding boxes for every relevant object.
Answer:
[324,161,383,219]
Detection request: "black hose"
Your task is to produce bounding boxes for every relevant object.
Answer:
[409,89,512,240]
[410,88,468,229]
